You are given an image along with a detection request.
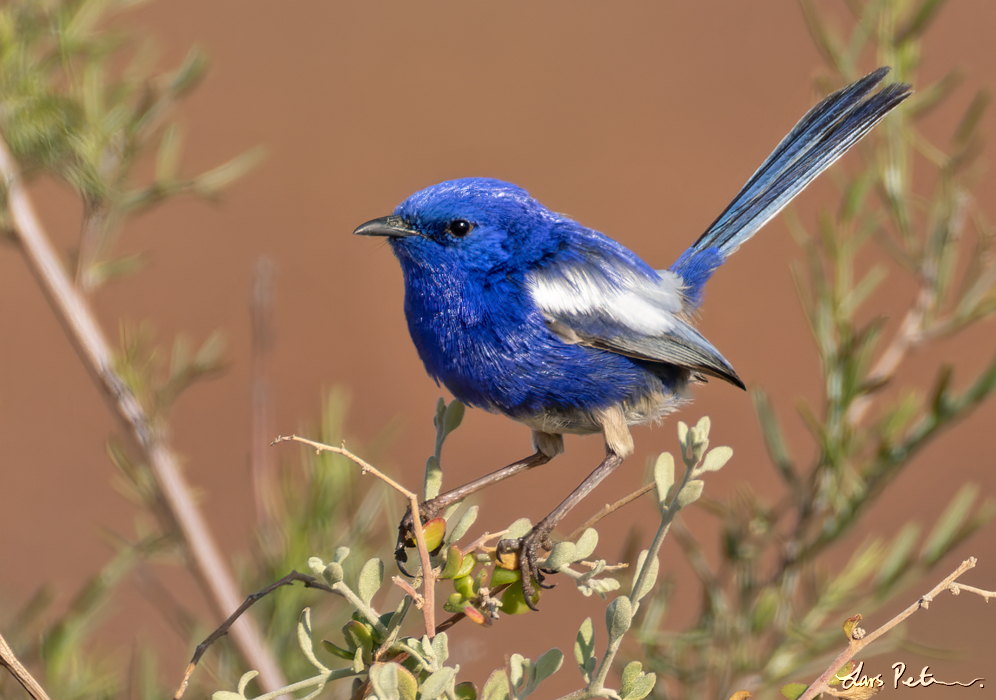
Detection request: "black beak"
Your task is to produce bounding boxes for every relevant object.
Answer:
[353,215,419,238]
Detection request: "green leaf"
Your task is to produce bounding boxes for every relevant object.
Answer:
[455,552,476,579]
[481,669,510,700]
[505,518,533,540]
[543,541,577,571]
[654,452,675,506]
[781,683,808,700]
[396,664,419,700]
[443,400,465,437]
[321,639,354,660]
[307,556,325,577]
[420,667,456,700]
[439,546,465,580]
[237,670,259,696]
[534,648,563,685]
[676,479,705,508]
[696,446,732,475]
[297,608,327,672]
[922,484,978,564]
[620,661,656,700]
[509,653,527,689]
[323,562,344,585]
[447,505,479,544]
[169,46,210,96]
[422,518,447,553]
[342,620,373,663]
[631,551,659,603]
[490,567,520,588]
[424,455,443,501]
[193,147,265,198]
[574,528,599,560]
[895,0,947,44]
[574,617,595,682]
[875,522,920,589]
[454,681,478,700]
[194,330,227,369]
[583,576,621,598]
[750,586,780,633]
[156,123,182,183]
[86,253,148,287]
[453,575,475,598]
[431,630,450,665]
[357,557,384,605]
[368,662,400,700]
[605,595,633,644]
[501,581,536,614]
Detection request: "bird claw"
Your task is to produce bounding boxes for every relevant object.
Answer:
[496,527,555,610]
[394,500,445,576]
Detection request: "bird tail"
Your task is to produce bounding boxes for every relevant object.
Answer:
[671,67,912,306]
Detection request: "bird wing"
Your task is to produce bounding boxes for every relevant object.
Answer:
[526,246,744,389]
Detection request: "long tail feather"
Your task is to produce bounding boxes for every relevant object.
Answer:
[671,67,911,304]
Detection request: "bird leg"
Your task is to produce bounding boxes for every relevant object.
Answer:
[496,407,634,608]
[395,431,563,573]
[496,450,625,608]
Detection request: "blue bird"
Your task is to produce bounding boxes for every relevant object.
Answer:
[355,67,911,605]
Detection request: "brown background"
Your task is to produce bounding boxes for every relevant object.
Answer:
[1,1,994,697]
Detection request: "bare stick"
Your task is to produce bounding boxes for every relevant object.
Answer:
[0,137,286,691]
[799,557,993,700]
[273,436,437,637]
[0,628,51,700]
[566,482,655,543]
[174,571,333,699]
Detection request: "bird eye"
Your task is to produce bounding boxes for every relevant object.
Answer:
[446,219,474,237]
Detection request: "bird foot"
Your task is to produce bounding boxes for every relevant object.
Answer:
[394,499,446,576]
[496,526,556,610]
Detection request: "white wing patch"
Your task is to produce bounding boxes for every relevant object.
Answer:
[527,264,684,336]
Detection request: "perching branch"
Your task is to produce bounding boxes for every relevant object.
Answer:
[798,557,994,700]
[0,135,286,692]
[273,435,438,637]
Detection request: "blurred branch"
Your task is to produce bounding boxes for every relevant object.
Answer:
[0,134,286,693]
[0,628,51,700]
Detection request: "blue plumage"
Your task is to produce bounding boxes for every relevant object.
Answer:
[355,68,911,602]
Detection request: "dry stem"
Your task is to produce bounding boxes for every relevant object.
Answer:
[173,571,334,699]
[0,628,51,700]
[799,557,993,700]
[0,137,285,691]
[273,435,437,637]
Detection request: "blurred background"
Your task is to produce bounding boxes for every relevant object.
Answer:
[1,1,994,697]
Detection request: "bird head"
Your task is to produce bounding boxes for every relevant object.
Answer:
[354,178,559,274]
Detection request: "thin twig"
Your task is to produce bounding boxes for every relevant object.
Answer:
[392,576,423,607]
[0,136,286,692]
[273,436,437,637]
[273,436,415,498]
[566,482,656,543]
[799,557,993,700]
[174,571,334,699]
[0,628,51,700]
